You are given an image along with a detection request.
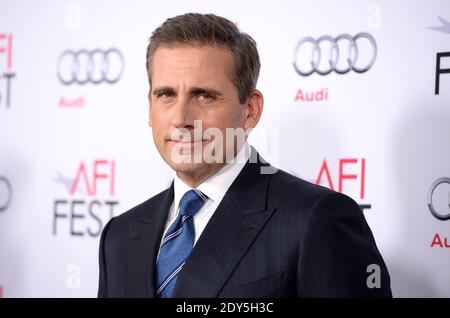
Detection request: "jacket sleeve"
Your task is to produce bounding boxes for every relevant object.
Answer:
[97,217,115,298]
[297,191,392,297]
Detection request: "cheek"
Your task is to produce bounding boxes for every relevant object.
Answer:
[150,111,164,137]
[150,104,157,119]
[150,106,164,125]
[222,106,245,128]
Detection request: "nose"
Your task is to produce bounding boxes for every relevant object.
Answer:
[170,96,195,129]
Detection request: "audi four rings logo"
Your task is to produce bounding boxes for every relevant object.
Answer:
[57,48,124,85]
[428,177,450,221]
[293,32,377,76]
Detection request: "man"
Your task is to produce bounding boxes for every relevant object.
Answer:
[98,13,392,298]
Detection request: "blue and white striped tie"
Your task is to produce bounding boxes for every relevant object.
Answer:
[156,189,208,297]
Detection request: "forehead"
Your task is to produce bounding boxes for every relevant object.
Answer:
[151,44,235,84]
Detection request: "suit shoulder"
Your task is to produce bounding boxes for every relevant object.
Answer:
[270,168,332,201]
[268,168,360,213]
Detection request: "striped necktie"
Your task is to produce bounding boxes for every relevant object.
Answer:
[156,189,208,297]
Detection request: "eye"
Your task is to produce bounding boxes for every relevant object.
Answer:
[155,92,175,103]
[197,93,215,103]
[157,92,172,98]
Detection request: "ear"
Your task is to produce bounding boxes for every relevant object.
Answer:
[244,89,264,130]
[148,91,152,127]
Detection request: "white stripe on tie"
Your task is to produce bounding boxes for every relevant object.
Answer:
[156,262,185,295]
[194,189,207,202]
[161,215,190,245]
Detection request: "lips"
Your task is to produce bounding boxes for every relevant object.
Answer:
[168,139,208,147]
[169,139,205,143]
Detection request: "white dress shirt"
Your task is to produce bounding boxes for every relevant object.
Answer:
[160,142,251,247]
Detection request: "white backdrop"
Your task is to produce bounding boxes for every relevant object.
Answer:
[0,0,449,297]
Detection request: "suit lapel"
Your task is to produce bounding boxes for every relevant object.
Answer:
[126,183,174,297]
[172,154,275,297]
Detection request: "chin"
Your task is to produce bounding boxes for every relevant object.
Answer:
[167,160,210,175]
[158,144,225,177]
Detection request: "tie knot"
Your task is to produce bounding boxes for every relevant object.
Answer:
[178,189,208,217]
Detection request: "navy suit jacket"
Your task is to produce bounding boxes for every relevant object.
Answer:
[98,151,392,298]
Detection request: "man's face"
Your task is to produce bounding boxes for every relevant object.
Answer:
[149,45,248,179]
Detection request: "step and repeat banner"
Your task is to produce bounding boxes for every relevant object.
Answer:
[0,0,449,297]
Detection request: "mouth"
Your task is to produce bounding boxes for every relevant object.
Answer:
[168,139,209,145]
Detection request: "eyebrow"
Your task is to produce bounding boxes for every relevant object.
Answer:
[152,86,224,97]
[189,87,223,97]
[152,86,176,96]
